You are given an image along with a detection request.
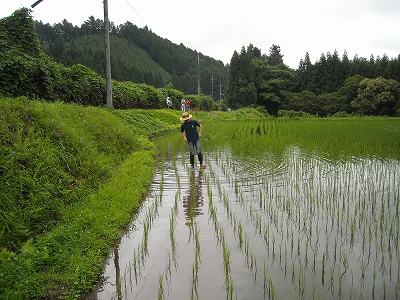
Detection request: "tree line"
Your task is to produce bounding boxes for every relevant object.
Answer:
[225,44,400,116]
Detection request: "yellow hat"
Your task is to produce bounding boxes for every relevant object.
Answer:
[180,112,192,121]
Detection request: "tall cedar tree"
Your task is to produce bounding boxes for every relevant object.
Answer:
[225,46,257,109]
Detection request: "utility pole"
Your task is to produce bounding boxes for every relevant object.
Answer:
[104,0,113,108]
[197,53,201,95]
[196,53,206,95]
[211,76,217,99]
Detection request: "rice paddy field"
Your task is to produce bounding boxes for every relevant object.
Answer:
[89,118,400,300]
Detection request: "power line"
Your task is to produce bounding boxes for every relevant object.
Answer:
[124,0,192,49]
[125,0,148,27]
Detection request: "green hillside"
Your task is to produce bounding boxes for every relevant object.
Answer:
[36,18,229,95]
[42,34,172,86]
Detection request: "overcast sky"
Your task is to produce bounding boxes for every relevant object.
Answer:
[2,0,400,69]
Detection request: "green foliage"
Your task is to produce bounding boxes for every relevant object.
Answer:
[112,81,166,109]
[56,64,105,105]
[331,111,353,118]
[1,9,223,110]
[0,8,41,57]
[0,9,53,99]
[351,76,400,116]
[0,9,106,105]
[282,91,320,115]
[226,44,298,115]
[318,92,347,116]
[254,59,297,115]
[4,9,400,117]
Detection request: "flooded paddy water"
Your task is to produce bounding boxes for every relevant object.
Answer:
[90,120,400,300]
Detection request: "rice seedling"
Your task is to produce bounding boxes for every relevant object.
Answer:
[158,273,165,300]
[169,208,177,257]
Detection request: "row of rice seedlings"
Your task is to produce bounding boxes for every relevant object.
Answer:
[159,186,180,299]
[190,224,201,300]
[172,150,181,189]
[203,166,238,300]
[169,207,177,261]
[207,156,265,283]
[205,165,224,244]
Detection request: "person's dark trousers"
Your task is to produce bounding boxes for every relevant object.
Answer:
[188,139,203,167]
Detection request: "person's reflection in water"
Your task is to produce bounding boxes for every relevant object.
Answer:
[183,170,204,226]
[113,247,122,300]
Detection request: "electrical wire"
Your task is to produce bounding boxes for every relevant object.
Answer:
[124,0,148,26]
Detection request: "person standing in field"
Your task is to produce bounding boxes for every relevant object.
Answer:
[185,99,191,111]
[180,112,206,169]
[181,98,186,111]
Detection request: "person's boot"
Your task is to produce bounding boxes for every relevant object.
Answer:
[198,153,206,168]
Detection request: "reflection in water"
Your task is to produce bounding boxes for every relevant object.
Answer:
[113,247,122,300]
[182,170,204,225]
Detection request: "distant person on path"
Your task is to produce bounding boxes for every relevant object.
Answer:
[166,97,173,109]
[180,112,206,169]
[181,98,186,111]
[185,99,191,111]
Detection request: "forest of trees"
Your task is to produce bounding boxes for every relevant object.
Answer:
[226,44,400,116]
[35,17,229,97]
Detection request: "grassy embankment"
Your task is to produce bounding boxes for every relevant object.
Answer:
[0,98,266,299]
[0,97,180,299]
